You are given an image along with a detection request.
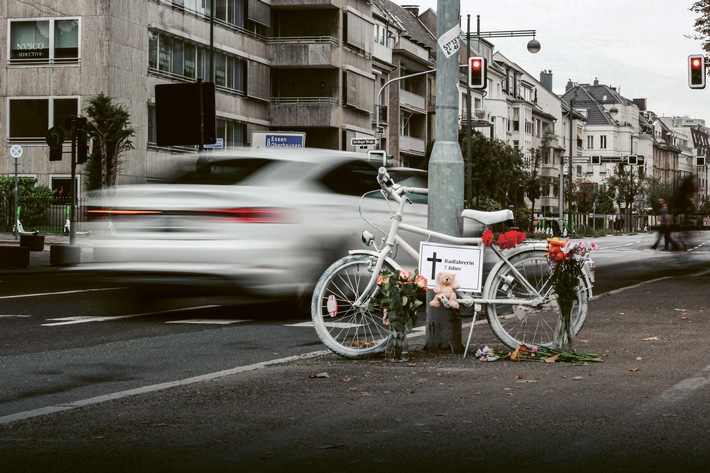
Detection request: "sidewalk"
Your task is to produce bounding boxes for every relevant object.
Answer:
[0,232,93,273]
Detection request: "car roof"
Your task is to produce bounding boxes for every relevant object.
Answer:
[196,146,369,165]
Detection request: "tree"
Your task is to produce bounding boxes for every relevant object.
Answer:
[689,1,710,55]
[460,131,526,212]
[605,164,643,231]
[84,93,135,190]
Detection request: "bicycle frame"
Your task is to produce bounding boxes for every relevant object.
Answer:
[356,169,548,308]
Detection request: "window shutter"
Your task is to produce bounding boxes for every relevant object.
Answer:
[247,61,270,100]
[247,0,270,28]
[345,11,372,55]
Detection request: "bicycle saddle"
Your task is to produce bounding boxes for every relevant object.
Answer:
[461,209,514,226]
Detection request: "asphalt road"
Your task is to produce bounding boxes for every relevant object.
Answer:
[0,232,708,472]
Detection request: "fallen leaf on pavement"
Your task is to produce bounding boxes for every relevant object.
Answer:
[572,376,584,381]
[309,372,329,378]
[642,336,658,341]
[630,367,640,372]
[544,354,560,363]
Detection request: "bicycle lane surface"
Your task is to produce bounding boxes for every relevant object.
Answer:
[0,270,708,473]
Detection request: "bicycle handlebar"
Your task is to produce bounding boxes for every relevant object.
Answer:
[377,166,428,203]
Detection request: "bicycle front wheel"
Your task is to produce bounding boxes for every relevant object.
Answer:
[485,249,589,349]
[311,254,395,358]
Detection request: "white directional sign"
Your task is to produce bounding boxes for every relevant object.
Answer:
[10,145,23,158]
[350,138,376,146]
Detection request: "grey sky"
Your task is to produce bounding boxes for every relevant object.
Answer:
[393,0,707,120]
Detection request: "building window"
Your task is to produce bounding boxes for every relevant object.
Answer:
[587,135,594,149]
[9,18,80,65]
[600,135,607,149]
[374,24,386,45]
[8,97,79,143]
[148,30,246,94]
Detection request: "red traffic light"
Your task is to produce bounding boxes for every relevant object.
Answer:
[688,54,706,89]
[468,56,487,89]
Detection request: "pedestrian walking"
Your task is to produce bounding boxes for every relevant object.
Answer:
[651,199,679,251]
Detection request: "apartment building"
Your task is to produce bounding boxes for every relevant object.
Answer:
[2,0,384,196]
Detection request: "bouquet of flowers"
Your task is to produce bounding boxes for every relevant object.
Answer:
[482,229,527,250]
[546,238,596,349]
[368,269,428,360]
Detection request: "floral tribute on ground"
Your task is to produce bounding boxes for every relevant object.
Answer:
[368,269,428,362]
[475,344,601,365]
[546,238,597,351]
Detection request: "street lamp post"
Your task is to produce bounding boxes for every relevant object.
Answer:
[375,69,435,154]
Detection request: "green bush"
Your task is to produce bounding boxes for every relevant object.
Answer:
[0,177,54,230]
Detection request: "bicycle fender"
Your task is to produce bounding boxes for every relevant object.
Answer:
[347,250,402,272]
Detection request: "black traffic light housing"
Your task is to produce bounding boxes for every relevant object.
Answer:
[77,130,88,164]
[468,56,487,89]
[688,54,706,89]
[591,155,601,165]
[698,156,706,166]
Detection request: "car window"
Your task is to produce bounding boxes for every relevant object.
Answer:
[319,160,380,197]
[170,158,273,185]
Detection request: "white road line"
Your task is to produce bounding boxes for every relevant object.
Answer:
[0,314,32,318]
[42,305,222,326]
[635,363,710,416]
[0,350,331,426]
[0,287,120,300]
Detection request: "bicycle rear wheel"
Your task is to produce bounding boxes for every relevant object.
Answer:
[311,254,395,358]
[485,249,589,349]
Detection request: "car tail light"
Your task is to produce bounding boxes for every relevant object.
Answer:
[193,208,291,223]
[87,207,291,223]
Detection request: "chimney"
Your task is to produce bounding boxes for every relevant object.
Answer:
[593,77,599,86]
[540,70,553,92]
[402,5,419,17]
[566,79,574,92]
[633,98,647,111]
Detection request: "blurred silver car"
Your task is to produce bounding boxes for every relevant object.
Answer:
[84,148,428,306]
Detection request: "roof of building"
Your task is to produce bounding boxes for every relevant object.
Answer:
[376,0,436,53]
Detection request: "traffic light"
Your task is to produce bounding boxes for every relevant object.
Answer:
[591,156,601,165]
[468,56,487,89]
[698,156,706,167]
[688,54,705,89]
[627,155,638,165]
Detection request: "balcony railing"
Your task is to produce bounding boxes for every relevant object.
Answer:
[399,135,426,155]
[400,89,426,113]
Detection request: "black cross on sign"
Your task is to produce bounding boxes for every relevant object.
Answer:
[427,252,442,279]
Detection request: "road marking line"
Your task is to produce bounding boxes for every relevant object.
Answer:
[42,305,222,326]
[0,350,331,426]
[0,287,120,300]
[634,363,710,416]
[0,314,32,318]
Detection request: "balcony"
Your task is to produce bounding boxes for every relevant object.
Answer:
[400,135,426,155]
[400,89,426,113]
[540,166,559,178]
[268,37,340,67]
[270,97,339,127]
[461,108,492,125]
[397,37,430,62]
